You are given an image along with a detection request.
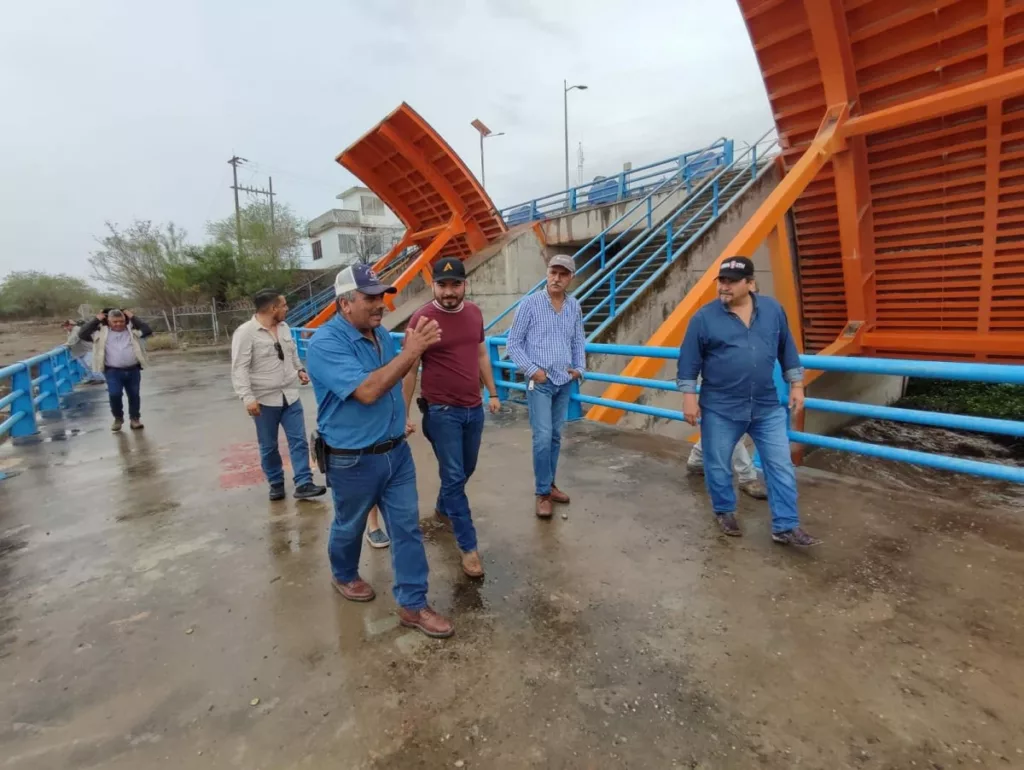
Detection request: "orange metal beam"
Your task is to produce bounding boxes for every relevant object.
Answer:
[975,1,1006,359]
[842,68,1024,138]
[804,0,873,327]
[382,216,465,311]
[342,155,422,231]
[863,331,1024,356]
[767,216,803,352]
[586,105,846,424]
[371,230,416,276]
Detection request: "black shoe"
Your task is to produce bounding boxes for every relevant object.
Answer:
[269,484,286,501]
[294,482,327,500]
[772,527,822,547]
[716,513,743,537]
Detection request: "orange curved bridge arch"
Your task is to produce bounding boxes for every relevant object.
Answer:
[306,102,506,327]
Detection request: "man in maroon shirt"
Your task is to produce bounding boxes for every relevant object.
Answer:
[403,257,501,578]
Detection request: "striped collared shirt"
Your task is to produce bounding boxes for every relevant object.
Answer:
[506,290,587,387]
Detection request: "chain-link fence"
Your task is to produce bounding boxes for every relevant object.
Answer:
[78,299,255,348]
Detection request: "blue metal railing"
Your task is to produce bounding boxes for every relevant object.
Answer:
[577,131,778,340]
[500,141,735,225]
[487,337,1024,484]
[485,136,736,334]
[0,345,85,443]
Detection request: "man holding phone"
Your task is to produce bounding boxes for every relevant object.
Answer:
[231,289,326,502]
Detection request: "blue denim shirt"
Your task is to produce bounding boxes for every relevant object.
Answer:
[306,316,405,450]
[676,294,803,421]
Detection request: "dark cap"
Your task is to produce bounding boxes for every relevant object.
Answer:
[717,256,755,280]
[334,264,397,296]
[432,257,467,281]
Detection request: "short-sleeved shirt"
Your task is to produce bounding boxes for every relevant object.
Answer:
[407,301,484,407]
[305,316,405,450]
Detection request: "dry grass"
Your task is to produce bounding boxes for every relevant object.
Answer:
[0,320,67,364]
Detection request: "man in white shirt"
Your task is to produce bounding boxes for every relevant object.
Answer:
[231,289,326,501]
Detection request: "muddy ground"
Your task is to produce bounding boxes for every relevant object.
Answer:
[0,358,1022,769]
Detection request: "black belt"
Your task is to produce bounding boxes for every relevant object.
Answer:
[327,435,405,456]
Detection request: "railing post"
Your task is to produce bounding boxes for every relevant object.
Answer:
[569,188,577,212]
[8,366,38,441]
[618,172,627,201]
[666,222,674,262]
[723,139,734,166]
[712,180,720,217]
[66,349,82,385]
[646,196,653,229]
[487,338,509,402]
[609,271,617,317]
[530,199,539,221]
[599,233,606,268]
[751,144,758,180]
[567,378,583,421]
[55,351,73,395]
[36,358,61,416]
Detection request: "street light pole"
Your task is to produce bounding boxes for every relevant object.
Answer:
[564,80,589,190]
[471,119,504,189]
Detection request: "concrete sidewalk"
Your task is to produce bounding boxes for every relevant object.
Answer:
[1,357,1023,769]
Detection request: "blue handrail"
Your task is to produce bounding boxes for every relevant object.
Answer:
[500,141,736,224]
[579,131,779,340]
[485,135,734,333]
[288,327,1024,483]
[0,345,85,443]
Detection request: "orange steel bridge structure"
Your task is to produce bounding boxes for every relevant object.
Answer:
[589,0,1024,424]
[304,103,506,328]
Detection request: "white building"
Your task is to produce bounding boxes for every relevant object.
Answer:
[306,186,405,269]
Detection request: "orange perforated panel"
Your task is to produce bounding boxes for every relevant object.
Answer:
[739,0,1024,360]
[337,102,506,260]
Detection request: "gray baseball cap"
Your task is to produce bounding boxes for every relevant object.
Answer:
[547,254,576,274]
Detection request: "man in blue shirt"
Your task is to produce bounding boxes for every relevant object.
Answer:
[677,256,820,546]
[305,264,454,638]
[506,254,587,519]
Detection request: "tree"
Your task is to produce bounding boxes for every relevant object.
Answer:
[207,200,305,266]
[353,227,395,265]
[165,243,239,304]
[0,271,121,319]
[89,220,190,309]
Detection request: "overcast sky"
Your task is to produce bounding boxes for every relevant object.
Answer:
[0,0,773,281]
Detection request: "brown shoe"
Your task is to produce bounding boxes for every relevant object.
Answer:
[716,513,743,537]
[461,550,484,578]
[331,577,376,602]
[549,485,570,504]
[398,606,454,638]
[130,419,144,431]
[739,480,768,500]
[111,418,123,432]
[535,495,553,518]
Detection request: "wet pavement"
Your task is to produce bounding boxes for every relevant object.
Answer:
[1,356,1023,769]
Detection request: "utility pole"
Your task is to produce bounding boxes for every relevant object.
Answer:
[227,155,276,255]
[228,155,246,256]
[563,80,589,190]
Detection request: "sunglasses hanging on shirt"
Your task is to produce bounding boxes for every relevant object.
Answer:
[274,342,284,361]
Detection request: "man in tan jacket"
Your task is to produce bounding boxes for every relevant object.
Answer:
[78,309,153,431]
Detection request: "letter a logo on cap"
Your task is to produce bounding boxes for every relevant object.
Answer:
[443,261,453,272]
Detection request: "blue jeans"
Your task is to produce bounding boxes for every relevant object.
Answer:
[526,380,573,496]
[326,441,428,610]
[423,404,485,552]
[701,406,800,533]
[104,366,141,421]
[252,398,314,487]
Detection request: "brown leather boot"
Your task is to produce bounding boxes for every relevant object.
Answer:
[549,485,570,504]
[461,550,484,578]
[535,495,553,518]
[331,577,376,602]
[398,606,454,638]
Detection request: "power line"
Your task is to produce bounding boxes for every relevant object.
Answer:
[227,155,277,256]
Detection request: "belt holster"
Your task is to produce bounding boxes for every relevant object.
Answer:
[310,429,330,486]
[416,396,429,415]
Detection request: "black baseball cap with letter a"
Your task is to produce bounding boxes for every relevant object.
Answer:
[432,257,467,281]
[717,256,755,280]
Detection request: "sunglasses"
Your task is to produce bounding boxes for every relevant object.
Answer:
[274,342,284,361]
